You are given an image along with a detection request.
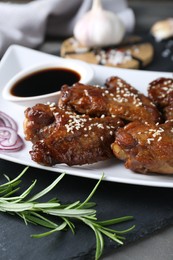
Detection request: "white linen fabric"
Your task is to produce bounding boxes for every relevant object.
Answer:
[0,0,135,57]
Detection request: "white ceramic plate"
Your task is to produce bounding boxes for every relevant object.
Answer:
[0,45,173,188]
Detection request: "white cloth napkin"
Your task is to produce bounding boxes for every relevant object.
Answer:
[0,0,135,57]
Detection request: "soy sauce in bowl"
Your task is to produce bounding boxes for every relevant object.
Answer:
[2,60,94,107]
[11,68,81,98]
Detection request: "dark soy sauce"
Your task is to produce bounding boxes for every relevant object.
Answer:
[10,68,81,97]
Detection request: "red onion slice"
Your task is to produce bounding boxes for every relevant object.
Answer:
[0,111,24,152]
[0,136,24,151]
[0,127,18,146]
[0,118,5,127]
[0,111,17,130]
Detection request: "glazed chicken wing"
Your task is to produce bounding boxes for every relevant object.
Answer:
[111,120,173,174]
[148,77,173,121]
[58,77,160,123]
[24,103,124,166]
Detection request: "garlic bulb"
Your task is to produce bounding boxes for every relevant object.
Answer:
[151,18,173,41]
[73,0,125,47]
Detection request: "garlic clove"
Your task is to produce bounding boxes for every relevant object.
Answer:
[73,0,125,48]
[151,18,173,41]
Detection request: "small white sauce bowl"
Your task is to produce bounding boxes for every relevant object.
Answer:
[2,59,94,107]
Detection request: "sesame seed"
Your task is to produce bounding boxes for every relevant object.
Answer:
[158,136,162,142]
[53,112,59,116]
[47,102,56,107]
[147,138,154,144]
[97,124,104,129]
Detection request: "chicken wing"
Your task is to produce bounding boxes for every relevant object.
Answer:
[24,103,124,166]
[148,77,173,121]
[111,120,173,174]
[58,77,160,123]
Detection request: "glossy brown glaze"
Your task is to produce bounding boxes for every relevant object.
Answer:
[112,120,173,174]
[148,77,173,121]
[24,103,124,166]
[58,77,161,124]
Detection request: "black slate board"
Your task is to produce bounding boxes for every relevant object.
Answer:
[1,159,173,260]
[141,33,173,73]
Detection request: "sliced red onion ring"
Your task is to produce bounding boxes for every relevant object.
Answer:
[0,111,17,130]
[0,136,24,151]
[0,111,24,152]
[0,118,5,127]
[0,127,18,146]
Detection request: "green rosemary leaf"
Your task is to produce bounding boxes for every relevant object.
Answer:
[33,202,61,209]
[80,202,96,209]
[61,217,75,234]
[2,174,11,182]
[48,198,60,203]
[96,224,135,236]
[111,225,136,235]
[83,214,97,221]
[79,216,104,260]
[77,174,104,209]
[94,227,104,260]
[31,221,67,238]
[2,187,20,198]
[64,201,81,209]
[19,212,58,229]
[18,212,28,225]
[43,208,96,217]
[0,202,34,212]
[97,216,134,226]
[0,167,28,188]
[12,180,37,203]
[0,180,21,194]
[29,172,65,202]
[0,167,29,198]
[98,228,124,245]
[57,201,96,209]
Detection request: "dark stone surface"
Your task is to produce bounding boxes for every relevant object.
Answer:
[1,159,173,260]
[142,34,173,73]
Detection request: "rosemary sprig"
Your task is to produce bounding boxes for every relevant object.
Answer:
[0,168,135,260]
